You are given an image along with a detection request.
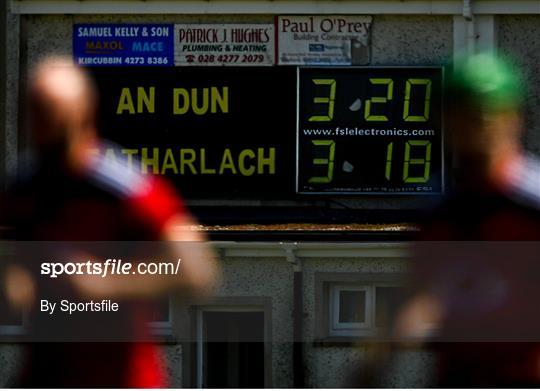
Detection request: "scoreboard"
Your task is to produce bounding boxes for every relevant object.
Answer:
[297,67,443,194]
[90,66,443,198]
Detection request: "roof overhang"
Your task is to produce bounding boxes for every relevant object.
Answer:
[9,0,540,15]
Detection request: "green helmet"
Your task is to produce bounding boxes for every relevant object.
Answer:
[447,52,525,111]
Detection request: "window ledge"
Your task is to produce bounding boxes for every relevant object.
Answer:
[313,334,397,347]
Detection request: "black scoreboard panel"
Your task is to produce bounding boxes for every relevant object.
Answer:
[298,67,443,194]
[91,67,297,198]
[90,66,443,198]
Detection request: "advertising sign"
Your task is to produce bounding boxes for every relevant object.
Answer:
[174,24,275,66]
[73,24,174,66]
[277,16,372,65]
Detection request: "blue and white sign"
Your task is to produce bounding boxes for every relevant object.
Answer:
[73,24,174,66]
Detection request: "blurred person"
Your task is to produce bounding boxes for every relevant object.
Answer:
[0,57,217,387]
[394,53,540,387]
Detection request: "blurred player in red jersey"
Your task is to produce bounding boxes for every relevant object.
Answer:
[395,53,540,386]
[1,57,218,387]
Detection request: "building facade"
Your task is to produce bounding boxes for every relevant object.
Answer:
[1,0,540,387]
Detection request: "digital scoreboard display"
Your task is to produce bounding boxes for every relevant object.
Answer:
[297,67,443,194]
[90,66,443,198]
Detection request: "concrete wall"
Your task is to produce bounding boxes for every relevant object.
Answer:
[371,15,452,66]
[301,257,433,388]
[161,344,183,387]
[0,345,24,387]
[498,16,540,155]
[154,254,415,388]
[4,3,19,182]
[189,253,434,387]
[0,3,21,383]
[1,0,5,187]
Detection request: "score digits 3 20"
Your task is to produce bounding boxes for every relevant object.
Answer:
[297,67,443,194]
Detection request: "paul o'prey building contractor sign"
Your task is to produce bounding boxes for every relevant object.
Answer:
[277,15,372,65]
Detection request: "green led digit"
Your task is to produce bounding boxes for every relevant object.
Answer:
[403,140,431,183]
[308,140,336,184]
[308,79,337,122]
[364,78,394,122]
[385,142,393,180]
[403,79,432,122]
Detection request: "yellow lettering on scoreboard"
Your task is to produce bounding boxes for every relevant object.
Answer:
[219,149,237,174]
[180,149,197,175]
[211,87,229,113]
[116,87,155,114]
[98,147,276,176]
[200,149,217,174]
[137,87,155,113]
[116,88,135,114]
[115,86,228,115]
[238,149,256,176]
[173,87,229,115]
[173,88,190,115]
[141,147,160,174]
[161,148,178,174]
[122,149,138,169]
[258,148,275,174]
